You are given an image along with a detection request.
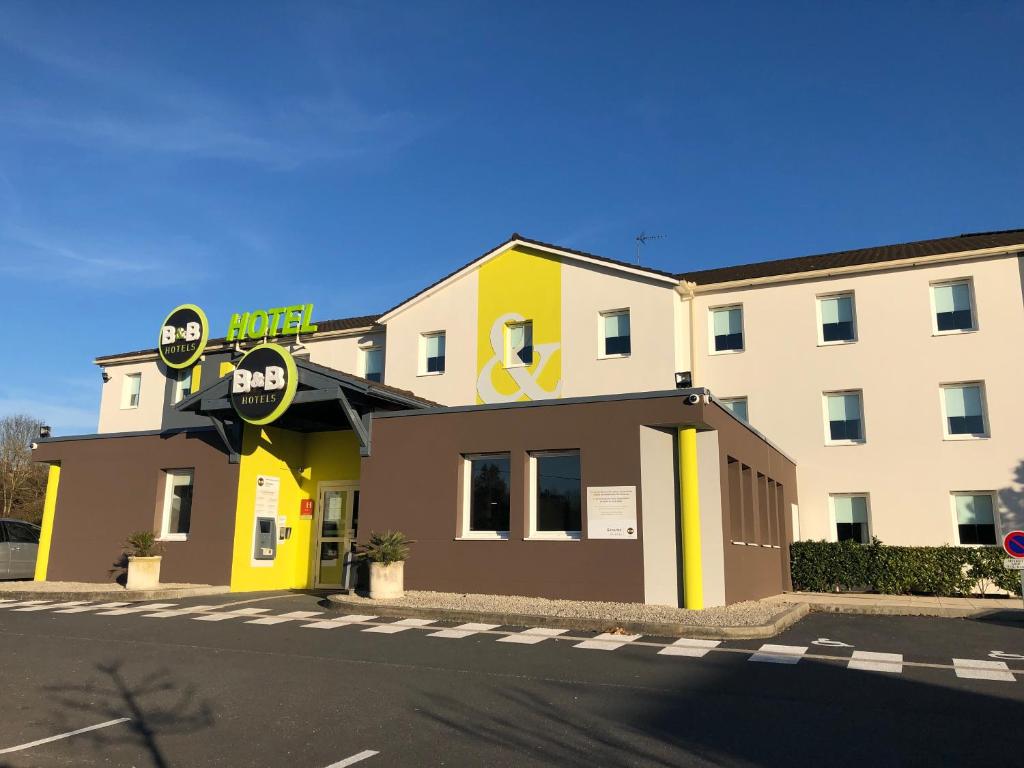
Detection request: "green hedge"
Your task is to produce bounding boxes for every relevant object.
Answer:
[790,539,1023,597]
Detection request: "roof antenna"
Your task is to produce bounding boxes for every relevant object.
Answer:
[635,232,666,264]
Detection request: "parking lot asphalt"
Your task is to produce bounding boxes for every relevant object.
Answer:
[0,592,1022,767]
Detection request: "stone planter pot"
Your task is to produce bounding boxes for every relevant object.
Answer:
[370,561,404,600]
[127,555,162,590]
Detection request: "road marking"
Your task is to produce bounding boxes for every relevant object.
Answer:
[324,749,379,767]
[247,611,325,625]
[97,603,178,615]
[363,618,436,634]
[302,614,379,630]
[812,638,853,648]
[428,622,501,639]
[749,644,808,664]
[658,638,721,657]
[193,608,272,622]
[13,601,90,612]
[497,627,569,645]
[573,633,643,651]
[144,604,223,618]
[848,650,903,673]
[990,651,1024,661]
[0,599,19,605]
[0,717,131,755]
[55,602,130,613]
[0,600,53,609]
[953,658,1016,682]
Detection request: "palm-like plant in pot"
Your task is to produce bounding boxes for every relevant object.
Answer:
[360,530,412,599]
[124,531,163,590]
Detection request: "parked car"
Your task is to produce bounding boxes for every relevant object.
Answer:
[0,519,41,580]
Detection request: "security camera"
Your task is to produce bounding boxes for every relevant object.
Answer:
[30,442,38,451]
[686,393,701,405]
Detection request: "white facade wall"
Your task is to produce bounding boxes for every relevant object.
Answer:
[97,360,164,433]
[307,331,386,380]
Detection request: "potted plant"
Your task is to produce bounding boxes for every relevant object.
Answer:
[361,530,412,600]
[125,531,163,590]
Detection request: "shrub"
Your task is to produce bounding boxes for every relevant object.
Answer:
[124,531,162,558]
[360,530,412,565]
[790,539,1022,597]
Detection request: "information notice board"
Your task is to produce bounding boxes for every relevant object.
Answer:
[586,486,638,539]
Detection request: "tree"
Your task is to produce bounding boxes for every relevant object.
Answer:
[1,414,47,523]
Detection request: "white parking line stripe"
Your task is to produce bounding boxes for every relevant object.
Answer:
[497,627,569,645]
[428,622,501,639]
[573,633,642,651]
[749,644,808,664]
[658,638,721,657]
[192,608,272,622]
[363,618,436,634]
[0,599,19,605]
[849,651,903,673]
[0,717,131,755]
[953,658,1016,682]
[13,601,90,612]
[55,602,130,613]
[247,611,325,625]
[302,614,379,629]
[97,603,177,616]
[143,604,222,618]
[324,749,379,767]
[0,600,53,609]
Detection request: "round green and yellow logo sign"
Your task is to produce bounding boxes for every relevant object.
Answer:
[229,343,298,425]
[158,304,209,370]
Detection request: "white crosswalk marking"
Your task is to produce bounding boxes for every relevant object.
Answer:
[193,607,272,622]
[0,599,19,605]
[302,614,378,630]
[428,622,500,639]
[496,627,568,645]
[953,658,1016,682]
[363,618,436,634]
[144,605,222,618]
[13,601,90,612]
[849,651,903,674]
[658,638,721,657]
[0,600,53,609]
[247,611,325,626]
[56,602,130,613]
[573,632,642,651]
[749,644,808,664]
[97,603,177,616]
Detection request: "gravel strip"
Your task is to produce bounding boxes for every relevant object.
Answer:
[333,590,787,627]
[0,581,211,593]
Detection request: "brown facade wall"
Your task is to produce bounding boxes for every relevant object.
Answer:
[33,430,238,585]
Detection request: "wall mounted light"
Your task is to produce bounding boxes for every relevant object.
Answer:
[101,370,111,383]
[39,425,51,439]
[675,371,693,389]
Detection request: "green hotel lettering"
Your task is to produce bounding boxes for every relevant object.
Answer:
[227,304,318,341]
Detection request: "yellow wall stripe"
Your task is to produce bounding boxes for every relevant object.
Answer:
[678,427,703,609]
[34,463,61,581]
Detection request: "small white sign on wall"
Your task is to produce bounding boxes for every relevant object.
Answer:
[255,475,280,517]
[587,486,638,539]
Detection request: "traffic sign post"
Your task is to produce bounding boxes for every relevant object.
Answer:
[1002,531,1024,608]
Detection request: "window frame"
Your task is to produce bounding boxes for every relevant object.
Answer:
[929,278,978,336]
[419,331,446,376]
[939,381,990,440]
[504,320,533,369]
[171,367,193,405]
[815,291,858,346]
[708,304,745,355]
[950,491,999,547]
[598,309,632,359]
[158,469,195,542]
[459,453,511,540]
[361,344,384,383]
[720,396,749,423]
[121,372,142,410]
[822,389,866,446]
[828,493,871,544]
[527,450,583,541]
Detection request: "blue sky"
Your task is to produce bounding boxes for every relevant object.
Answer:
[1,1,1021,433]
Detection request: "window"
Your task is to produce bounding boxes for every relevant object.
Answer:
[121,373,142,409]
[831,494,870,544]
[721,397,749,423]
[600,310,631,357]
[160,470,194,540]
[5,520,40,544]
[818,293,856,344]
[172,368,193,404]
[941,383,988,438]
[505,321,533,367]
[932,280,976,333]
[363,346,384,383]
[421,332,446,375]
[824,391,864,443]
[529,452,582,539]
[462,454,510,538]
[711,306,743,352]
[953,493,996,545]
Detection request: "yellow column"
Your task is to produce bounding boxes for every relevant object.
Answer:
[678,428,703,609]
[34,463,61,581]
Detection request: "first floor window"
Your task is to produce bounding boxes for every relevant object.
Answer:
[953,493,996,545]
[122,372,142,409]
[363,347,384,383]
[465,454,510,536]
[422,332,446,374]
[942,383,987,437]
[161,470,194,539]
[721,397,749,423]
[832,494,869,544]
[825,391,864,443]
[819,293,856,343]
[601,310,631,356]
[505,321,533,367]
[172,367,193,404]
[530,452,582,538]
[932,280,975,333]
[711,306,744,352]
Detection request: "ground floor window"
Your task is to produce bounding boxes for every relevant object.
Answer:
[953,492,996,545]
[463,454,510,538]
[831,494,869,543]
[529,451,582,539]
[160,469,194,540]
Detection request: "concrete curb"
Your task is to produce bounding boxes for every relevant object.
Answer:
[325,594,809,640]
[792,600,1021,619]
[0,586,230,602]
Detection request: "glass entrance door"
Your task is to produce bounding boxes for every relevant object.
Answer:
[315,483,359,589]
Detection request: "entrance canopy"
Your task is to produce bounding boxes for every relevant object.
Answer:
[177,358,435,462]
